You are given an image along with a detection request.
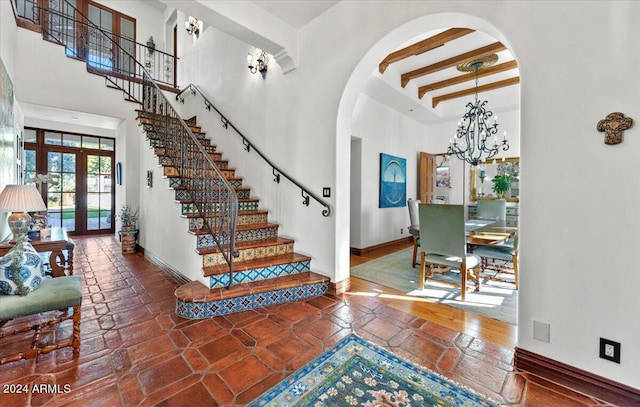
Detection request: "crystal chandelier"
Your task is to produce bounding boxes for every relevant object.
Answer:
[448,55,509,166]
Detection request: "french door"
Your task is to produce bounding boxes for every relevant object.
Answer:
[24,129,115,235]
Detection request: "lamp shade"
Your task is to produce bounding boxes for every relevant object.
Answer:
[0,185,47,212]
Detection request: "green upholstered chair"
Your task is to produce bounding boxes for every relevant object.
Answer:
[418,203,481,300]
[471,231,519,289]
[476,199,507,220]
[407,199,420,267]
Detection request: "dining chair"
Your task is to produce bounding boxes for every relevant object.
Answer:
[472,231,519,289]
[407,199,420,267]
[476,199,507,220]
[418,203,482,300]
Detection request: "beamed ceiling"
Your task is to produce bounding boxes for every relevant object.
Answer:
[366,27,520,125]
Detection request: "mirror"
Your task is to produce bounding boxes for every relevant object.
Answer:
[470,157,519,202]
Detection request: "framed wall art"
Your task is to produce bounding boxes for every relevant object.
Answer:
[379,153,406,208]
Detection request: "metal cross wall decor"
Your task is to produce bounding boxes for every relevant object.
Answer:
[597,112,634,145]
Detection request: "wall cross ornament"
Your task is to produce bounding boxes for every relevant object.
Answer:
[597,112,634,145]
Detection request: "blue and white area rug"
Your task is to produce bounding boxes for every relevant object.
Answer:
[250,334,499,406]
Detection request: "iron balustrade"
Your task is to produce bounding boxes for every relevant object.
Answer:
[176,84,334,217]
[11,0,176,88]
[11,0,239,286]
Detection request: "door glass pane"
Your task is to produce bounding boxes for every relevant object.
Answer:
[87,155,113,230]
[83,136,100,150]
[24,129,37,143]
[45,131,62,145]
[87,5,113,71]
[100,138,115,151]
[47,151,76,232]
[63,134,82,148]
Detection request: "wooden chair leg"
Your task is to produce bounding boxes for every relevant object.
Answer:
[419,251,426,290]
[460,259,467,301]
[513,252,519,290]
[412,238,418,268]
[72,305,81,354]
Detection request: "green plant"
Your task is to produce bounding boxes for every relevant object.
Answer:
[117,204,139,228]
[491,174,514,198]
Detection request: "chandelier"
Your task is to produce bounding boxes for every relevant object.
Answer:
[448,54,509,166]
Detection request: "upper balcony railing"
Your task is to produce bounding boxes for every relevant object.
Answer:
[11,0,176,88]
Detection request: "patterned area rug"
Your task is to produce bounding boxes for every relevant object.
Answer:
[350,247,517,325]
[250,334,499,406]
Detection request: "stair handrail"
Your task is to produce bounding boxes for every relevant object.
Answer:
[176,84,333,217]
[10,0,176,87]
[19,0,239,284]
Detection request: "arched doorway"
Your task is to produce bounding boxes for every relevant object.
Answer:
[337,13,521,338]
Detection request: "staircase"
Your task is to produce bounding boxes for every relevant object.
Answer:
[12,0,331,319]
[136,112,330,319]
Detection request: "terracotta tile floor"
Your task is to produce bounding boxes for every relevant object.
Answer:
[0,235,616,406]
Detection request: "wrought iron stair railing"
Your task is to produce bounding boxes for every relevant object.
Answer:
[176,84,333,217]
[11,0,239,285]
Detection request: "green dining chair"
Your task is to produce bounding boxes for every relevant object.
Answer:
[407,199,420,268]
[471,231,519,289]
[476,199,507,220]
[418,203,482,300]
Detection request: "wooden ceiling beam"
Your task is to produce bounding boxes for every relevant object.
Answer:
[432,76,521,108]
[401,42,507,88]
[418,60,518,99]
[378,28,475,74]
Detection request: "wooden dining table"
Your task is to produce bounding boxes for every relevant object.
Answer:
[0,227,73,277]
[465,219,516,246]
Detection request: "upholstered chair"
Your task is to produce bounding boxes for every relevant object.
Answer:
[407,199,420,267]
[418,203,482,300]
[476,199,507,220]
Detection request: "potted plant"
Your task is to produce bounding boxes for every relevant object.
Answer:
[491,174,514,199]
[117,205,139,254]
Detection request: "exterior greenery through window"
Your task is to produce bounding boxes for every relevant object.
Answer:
[23,128,115,235]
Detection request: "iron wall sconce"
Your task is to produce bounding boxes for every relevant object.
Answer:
[185,16,200,37]
[247,50,269,79]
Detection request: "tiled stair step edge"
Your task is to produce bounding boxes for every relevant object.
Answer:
[194,224,280,249]
[191,222,277,235]
[180,199,260,215]
[200,237,295,267]
[203,252,311,276]
[187,211,269,229]
[163,166,235,177]
[143,127,207,138]
[175,272,330,319]
[150,140,216,153]
[207,255,312,288]
[169,177,247,190]
[136,112,204,131]
[157,153,224,164]
[176,189,250,202]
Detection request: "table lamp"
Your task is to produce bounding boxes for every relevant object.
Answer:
[0,184,47,242]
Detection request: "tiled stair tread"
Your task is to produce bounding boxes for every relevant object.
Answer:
[171,178,243,189]
[190,222,278,235]
[196,237,294,255]
[203,252,312,277]
[184,209,267,219]
[175,271,329,303]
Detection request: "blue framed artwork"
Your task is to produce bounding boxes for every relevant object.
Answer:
[379,153,406,208]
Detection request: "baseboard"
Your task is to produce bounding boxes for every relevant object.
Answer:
[514,347,640,407]
[350,236,413,257]
[144,250,191,285]
[330,277,351,295]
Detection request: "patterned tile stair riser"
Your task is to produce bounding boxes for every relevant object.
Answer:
[209,259,311,288]
[250,334,500,407]
[175,282,329,319]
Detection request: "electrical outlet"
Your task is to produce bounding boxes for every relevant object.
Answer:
[599,338,621,363]
[400,227,403,235]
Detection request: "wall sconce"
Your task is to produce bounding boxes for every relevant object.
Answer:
[247,50,269,79]
[185,16,200,37]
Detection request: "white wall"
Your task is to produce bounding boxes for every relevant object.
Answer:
[351,93,429,248]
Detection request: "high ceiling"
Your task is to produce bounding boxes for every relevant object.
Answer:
[249,2,520,125]
[364,28,520,125]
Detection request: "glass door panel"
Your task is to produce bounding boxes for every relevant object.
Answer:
[47,151,77,232]
[86,155,112,231]
[87,4,113,71]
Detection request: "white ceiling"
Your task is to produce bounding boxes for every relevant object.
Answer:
[251,0,339,29]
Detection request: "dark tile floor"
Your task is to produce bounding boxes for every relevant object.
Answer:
[0,235,615,406]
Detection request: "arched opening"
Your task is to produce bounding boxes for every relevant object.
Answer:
[337,13,521,341]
